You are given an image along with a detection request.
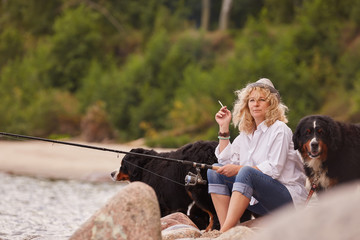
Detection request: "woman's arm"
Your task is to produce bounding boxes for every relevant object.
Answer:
[215,106,232,153]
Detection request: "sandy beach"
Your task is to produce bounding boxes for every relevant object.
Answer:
[0,139,157,181]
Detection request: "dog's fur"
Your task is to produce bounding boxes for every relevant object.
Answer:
[111,141,221,230]
[293,115,360,191]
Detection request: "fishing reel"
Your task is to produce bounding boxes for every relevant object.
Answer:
[185,168,207,186]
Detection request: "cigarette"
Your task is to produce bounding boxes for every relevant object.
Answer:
[218,100,224,108]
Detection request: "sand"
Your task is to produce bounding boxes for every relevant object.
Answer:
[0,139,155,182]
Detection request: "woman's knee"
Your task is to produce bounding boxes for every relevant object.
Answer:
[237,166,256,177]
[207,164,222,180]
[235,166,258,184]
[207,168,220,184]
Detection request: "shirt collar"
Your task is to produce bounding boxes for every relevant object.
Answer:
[257,121,268,133]
[246,121,268,139]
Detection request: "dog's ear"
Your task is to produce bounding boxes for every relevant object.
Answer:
[121,156,143,181]
[120,148,148,181]
[127,165,142,181]
[292,122,302,150]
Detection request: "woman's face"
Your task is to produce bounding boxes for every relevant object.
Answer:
[248,89,270,126]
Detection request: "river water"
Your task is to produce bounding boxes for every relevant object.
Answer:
[0,172,125,240]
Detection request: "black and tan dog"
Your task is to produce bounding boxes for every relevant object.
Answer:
[111,140,221,231]
[293,115,360,192]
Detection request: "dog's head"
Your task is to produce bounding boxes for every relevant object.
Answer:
[293,115,340,163]
[111,148,158,182]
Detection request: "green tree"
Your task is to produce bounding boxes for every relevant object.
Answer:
[47,4,102,92]
[0,0,62,35]
[0,27,24,68]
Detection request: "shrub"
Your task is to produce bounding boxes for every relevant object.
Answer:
[80,101,115,142]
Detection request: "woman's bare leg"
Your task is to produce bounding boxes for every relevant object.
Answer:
[210,193,231,227]
[220,191,250,232]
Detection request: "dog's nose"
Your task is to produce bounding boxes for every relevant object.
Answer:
[311,142,319,149]
[110,171,116,178]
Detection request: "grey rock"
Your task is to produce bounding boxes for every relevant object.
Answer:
[70,181,161,240]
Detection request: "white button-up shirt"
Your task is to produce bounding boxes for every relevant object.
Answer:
[215,120,307,207]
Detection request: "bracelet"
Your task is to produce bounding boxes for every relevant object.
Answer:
[218,131,230,137]
[218,136,230,140]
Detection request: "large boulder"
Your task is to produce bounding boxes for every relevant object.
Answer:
[70,181,161,240]
[249,181,360,240]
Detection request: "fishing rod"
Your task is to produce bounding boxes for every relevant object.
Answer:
[0,132,219,185]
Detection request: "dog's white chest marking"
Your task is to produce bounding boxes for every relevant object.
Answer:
[305,157,330,188]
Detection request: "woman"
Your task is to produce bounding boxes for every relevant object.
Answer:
[208,78,307,232]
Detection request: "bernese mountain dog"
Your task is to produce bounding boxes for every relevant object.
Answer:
[111,141,221,231]
[110,140,255,231]
[293,115,360,192]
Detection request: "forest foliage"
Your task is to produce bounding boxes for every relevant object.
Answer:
[1,0,360,147]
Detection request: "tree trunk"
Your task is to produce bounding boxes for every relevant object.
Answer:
[201,0,210,31]
[219,0,233,31]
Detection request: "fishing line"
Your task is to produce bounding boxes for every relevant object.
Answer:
[122,159,185,187]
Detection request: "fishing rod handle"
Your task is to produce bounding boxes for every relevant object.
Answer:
[212,165,220,170]
[191,162,220,170]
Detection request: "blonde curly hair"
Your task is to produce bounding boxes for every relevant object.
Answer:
[232,79,288,134]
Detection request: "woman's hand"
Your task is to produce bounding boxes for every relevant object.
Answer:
[217,164,242,177]
[215,106,232,132]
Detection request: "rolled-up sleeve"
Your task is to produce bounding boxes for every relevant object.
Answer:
[215,135,243,165]
[215,143,233,165]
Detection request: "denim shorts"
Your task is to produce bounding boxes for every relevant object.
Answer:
[207,165,293,215]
